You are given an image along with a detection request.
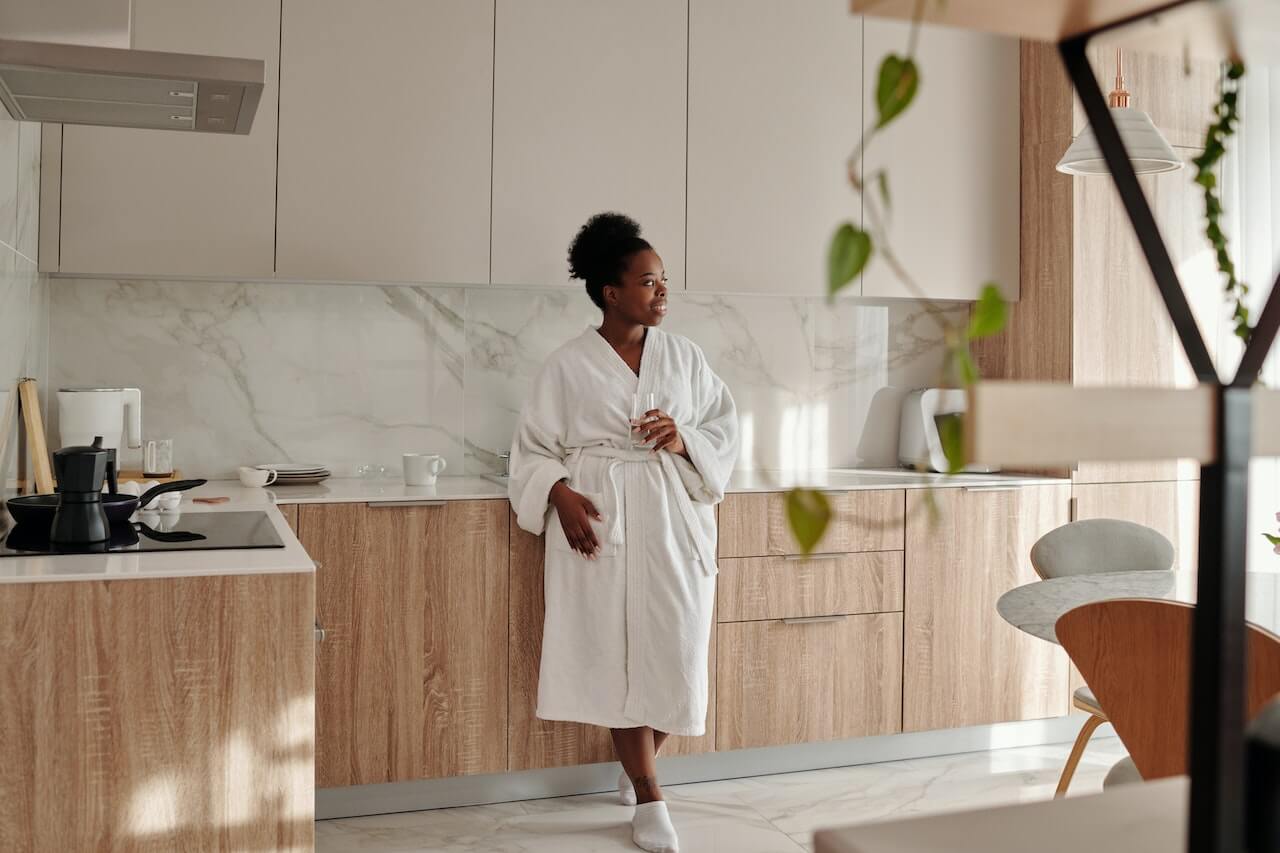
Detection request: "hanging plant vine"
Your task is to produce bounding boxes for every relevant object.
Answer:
[1191,61,1250,342]
[783,0,1009,554]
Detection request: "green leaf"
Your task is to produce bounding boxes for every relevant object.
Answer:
[876,171,891,210]
[785,488,832,555]
[936,412,966,474]
[966,284,1008,339]
[943,343,979,388]
[876,55,920,130]
[1264,533,1280,546]
[827,223,872,298]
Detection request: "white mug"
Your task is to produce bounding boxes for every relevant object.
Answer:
[403,453,447,486]
[238,466,278,488]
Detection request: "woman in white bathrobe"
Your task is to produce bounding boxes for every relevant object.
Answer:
[508,212,738,853]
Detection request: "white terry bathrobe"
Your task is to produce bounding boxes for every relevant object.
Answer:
[508,326,738,735]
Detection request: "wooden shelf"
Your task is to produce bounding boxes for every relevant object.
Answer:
[849,0,1275,61]
[852,0,1193,40]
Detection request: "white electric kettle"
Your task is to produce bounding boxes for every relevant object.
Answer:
[58,387,143,451]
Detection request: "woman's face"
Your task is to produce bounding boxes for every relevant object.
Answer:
[604,249,669,326]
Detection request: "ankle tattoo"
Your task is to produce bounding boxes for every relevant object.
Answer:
[631,775,659,800]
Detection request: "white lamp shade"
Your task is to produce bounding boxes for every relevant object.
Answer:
[1056,107,1183,176]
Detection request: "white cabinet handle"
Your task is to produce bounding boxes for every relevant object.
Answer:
[780,615,848,625]
[314,623,326,643]
[783,553,842,562]
[961,485,1020,493]
[368,500,447,508]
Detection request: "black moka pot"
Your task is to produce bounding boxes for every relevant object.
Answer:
[50,436,111,545]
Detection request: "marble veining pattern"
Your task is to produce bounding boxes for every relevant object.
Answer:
[48,276,962,478]
[0,114,44,494]
[314,738,1129,852]
[50,280,466,477]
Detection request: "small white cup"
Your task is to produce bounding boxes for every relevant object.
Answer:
[238,466,278,488]
[403,453,447,486]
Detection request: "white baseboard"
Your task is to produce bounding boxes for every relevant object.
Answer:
[317,714,1115,820]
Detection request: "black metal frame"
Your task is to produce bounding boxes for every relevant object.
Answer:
[1059,11,1280,852]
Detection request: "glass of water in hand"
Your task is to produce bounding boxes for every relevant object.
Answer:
[630,391,657,448]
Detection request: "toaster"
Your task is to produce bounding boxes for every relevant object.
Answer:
[898,388,1000,473]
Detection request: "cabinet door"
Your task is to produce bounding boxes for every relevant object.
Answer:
[421,500,509,779]
[903,485,1071,732]
[1071,150,1216,484]
[685,0,862,295]
[1073,480,1200,583]
[54,0,279,277]
[304,503,425,787]
[860,20,1019,301]
[490,0,686,288]
[276,0,493,283]
[302,501,508,787]
[717,613,903,751]
[508,521,715,769]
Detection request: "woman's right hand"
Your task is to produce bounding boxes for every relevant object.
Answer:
[549,481,602,558]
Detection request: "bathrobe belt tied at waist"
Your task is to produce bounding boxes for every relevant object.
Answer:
[566,445,717,577]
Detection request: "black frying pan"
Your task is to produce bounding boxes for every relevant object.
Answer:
[4,479,208,528]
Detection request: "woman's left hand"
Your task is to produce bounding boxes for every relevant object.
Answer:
[634,409,688,459]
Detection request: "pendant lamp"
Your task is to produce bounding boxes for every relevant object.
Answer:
[1056,50,1182,176]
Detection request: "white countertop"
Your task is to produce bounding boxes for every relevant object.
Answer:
[199,468,1066,506]
[0,500,314,585]
[0,468,1065,584]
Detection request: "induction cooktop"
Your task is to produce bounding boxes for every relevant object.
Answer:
[0,511,285,558]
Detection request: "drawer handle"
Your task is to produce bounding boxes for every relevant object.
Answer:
[368,500,447,508]
[780,615,848,625]
[961,485,1020,493]
[783,553,842,562]
[314,623,326,643]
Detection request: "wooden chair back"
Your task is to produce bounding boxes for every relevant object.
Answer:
[1057,598,1280,779]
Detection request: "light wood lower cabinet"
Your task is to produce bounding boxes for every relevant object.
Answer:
[718,490,905,558]
[508,522,716,770]
[717,613,903,751]
[903,485,1072,732]
[298,501,508,788]
[718,551,904,622]
[0,572,314,852]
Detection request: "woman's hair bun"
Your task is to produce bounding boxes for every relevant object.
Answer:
[568,212,652,308]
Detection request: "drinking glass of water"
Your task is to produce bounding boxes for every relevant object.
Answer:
[630,391,657,448]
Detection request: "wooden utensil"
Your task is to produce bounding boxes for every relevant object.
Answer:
[18,378,54,494]
[0,382,18,489]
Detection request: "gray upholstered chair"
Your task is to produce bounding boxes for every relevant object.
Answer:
[1029,518,1175,797]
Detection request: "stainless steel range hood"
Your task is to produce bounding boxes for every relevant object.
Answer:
[0,37,264,134]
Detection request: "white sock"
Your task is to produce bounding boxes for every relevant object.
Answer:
[619,769,637,806]
[632,801,679,853]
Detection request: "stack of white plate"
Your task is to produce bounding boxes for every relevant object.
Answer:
[256,463,331,486]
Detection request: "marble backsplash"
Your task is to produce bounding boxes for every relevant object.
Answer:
[48,277,963,479]
[0,115,46,494]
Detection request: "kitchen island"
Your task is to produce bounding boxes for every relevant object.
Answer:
[0,502,314,852]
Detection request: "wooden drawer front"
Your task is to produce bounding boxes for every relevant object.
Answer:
[716,613,903,751]
[718,552,903,622]
[718,490,905,558]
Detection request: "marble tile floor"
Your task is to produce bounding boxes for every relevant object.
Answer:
[316,736,1130,852]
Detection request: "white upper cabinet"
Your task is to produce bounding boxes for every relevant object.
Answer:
[54,0,280,278]
[686,0,863,296]
[860,20,1020,301]
[275,0,494,284]
[490,0,687,288]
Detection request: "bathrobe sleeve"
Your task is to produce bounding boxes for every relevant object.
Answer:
[508,361,572,535]
[674,346,738,505]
